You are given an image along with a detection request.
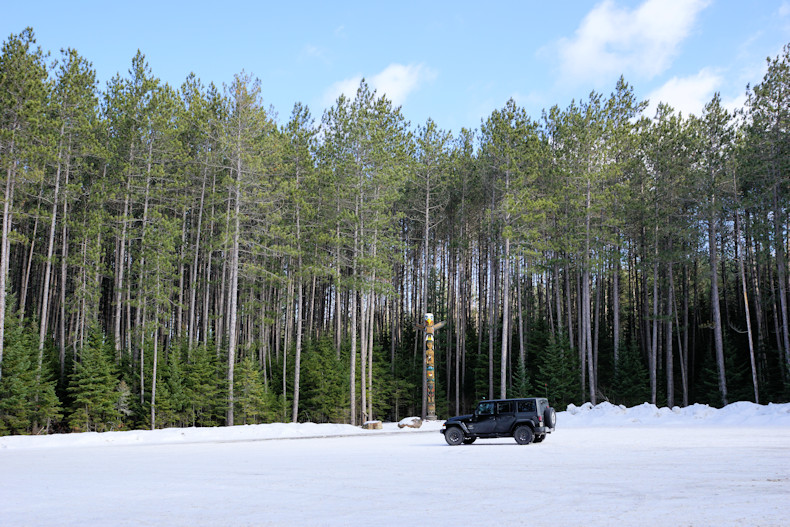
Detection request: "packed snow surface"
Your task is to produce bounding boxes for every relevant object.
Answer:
[2,401,789,526]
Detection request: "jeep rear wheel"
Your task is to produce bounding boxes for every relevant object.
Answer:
[513,425,534,445]
[444,426,465,446]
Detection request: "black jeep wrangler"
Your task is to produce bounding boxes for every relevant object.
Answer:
[441,397,556,445]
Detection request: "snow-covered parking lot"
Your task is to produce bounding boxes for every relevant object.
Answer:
[2,402,789,526]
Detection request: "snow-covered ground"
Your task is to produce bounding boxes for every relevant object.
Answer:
[2,401,789,526]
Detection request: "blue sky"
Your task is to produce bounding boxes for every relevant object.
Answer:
[3,1,789,133]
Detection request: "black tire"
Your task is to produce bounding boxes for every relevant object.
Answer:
[533,434,545,443]
[513,425,534,445]
[444,426,465,446]
[463,437,477,444]
[544,406,556,429]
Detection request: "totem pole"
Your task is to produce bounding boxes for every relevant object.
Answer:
[419,313,445,420]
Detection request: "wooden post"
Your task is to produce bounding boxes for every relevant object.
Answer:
[421,313,445,420]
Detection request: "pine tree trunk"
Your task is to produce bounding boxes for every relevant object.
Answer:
[593,273,601,383]
[650,259,659,405]
[746,214,767,363]
[666,264,675,407]
[0,141,17,380]
[584,181,595,404]
[773,185,790,374]
[291,275,303,422]
[488,241,495,400]
[151,262,161,430]
[500,236,510,399]
[554,260,562,338]
[115,146,133,355]
[583,268,594,404]
[517,256,526,368]
[39,130,65,373]
[681,264,689,407]
[350,206,359,425]
[59,162,71,378]
[367,290,375,421]
[217,199,231,356]
[188,163,207,350]
[176,208,187,342]
[565,258,574,353]
[735,212,759,402]
[335,213,342,359]
[19,186,41,320]
[613,238,621,368]
[709,210,728,406]
[226,165,241,426]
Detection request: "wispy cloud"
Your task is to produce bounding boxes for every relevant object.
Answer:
[302,44,330,65]
[553,0,711,85]
[322,63,437,108]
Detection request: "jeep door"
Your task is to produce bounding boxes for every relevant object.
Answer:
[471,401,497,435]
[495,401,516,434]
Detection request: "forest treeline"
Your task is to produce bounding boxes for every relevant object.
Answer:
[0,28,788,435]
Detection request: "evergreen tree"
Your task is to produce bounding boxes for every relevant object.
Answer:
[693,94,735,407]
[281,102,319,423]
[234,355,269,425]
[219,72,279,426]
[185,343,224,427]
[612,341,650,407]
[0,28,50,380]
[537,334,580,408]
[67,330,123,432]
[0,306,61,435]
[155,349,190,428]
[299,338,348,423]
[511,356,534,399]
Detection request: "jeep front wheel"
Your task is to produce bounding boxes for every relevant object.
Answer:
[444,426,465,446]
[513,425,534,445]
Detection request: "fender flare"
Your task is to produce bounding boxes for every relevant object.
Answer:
[445,422,471,435]
[510,420,535,435]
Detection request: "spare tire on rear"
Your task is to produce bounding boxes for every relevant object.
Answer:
[544,406,556,428]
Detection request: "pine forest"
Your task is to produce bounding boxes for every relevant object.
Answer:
[1,29,789,436]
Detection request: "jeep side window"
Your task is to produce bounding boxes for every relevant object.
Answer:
[497,401,514,414]
[477,402,494,416]
[517,400,536,413]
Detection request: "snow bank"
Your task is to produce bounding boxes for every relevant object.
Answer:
[0,419,445,450]
[560,400,790,427]
[3,400,789,450]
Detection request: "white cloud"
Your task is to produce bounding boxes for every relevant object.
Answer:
[370,63,437,106]
[323,76,363,107]
[555,0,711,85]
[646,68,721,118]
[322,63,437,108]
